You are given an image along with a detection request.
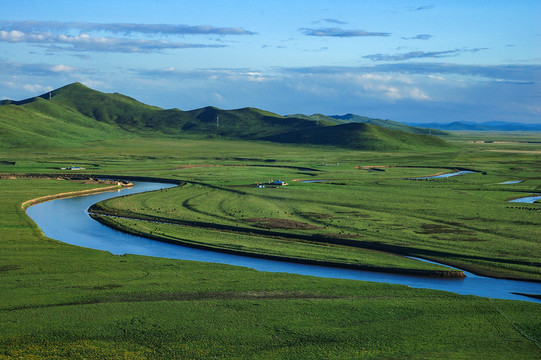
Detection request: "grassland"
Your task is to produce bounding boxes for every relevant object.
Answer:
[88,136,541,280]
[1,131,540,359]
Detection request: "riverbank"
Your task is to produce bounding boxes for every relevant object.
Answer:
[89,212,465,278]
[85,173,541,282]
[21,182,131,209]
[0,173,183,210]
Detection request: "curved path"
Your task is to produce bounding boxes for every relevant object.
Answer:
[26,180,541,303]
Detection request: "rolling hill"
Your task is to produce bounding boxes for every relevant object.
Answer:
[0,82,451,151]
[330,113,447,135]
[262,122,450,150]
[0,93,129,149]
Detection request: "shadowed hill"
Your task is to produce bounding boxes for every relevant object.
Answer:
[177,106,324,138]
[262,122,450,150]
[330,113,447,136]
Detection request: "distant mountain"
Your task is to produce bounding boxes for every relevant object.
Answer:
[330,114,448,136]
[0,82,452,151]
[262,122,451,150]
[405,121,541,131]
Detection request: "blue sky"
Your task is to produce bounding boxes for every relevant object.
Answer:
[1,0,540,123]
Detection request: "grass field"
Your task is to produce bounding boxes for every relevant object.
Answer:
[88,135,541,280]
[1,132,540,359]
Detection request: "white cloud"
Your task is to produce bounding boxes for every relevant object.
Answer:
[0,20,255,36]
[0,30,225,53]
[428,74,446,81]
[0,60,89,77]
[0,30,25,41]
[353,74,430,100]
[137,66,434,103]
[50,64,76,73]
[22,83,53,93]
[2,60,539,124]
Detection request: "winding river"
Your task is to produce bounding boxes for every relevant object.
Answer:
[26,180,541,303]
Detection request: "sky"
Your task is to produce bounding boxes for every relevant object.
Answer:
[1,0,540,124]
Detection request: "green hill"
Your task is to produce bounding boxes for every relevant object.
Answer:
[330,113,447,136]
[0,95,129,149]
[262,122,451,150]
[0,83,451,150]
[45,83,324,137]
[38,82,165,131]
[0,83,322,148]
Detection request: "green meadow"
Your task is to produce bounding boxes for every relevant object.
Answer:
[1,133,541,359]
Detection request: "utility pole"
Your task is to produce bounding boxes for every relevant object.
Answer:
[216,115,219,127]
[49,91,52,100]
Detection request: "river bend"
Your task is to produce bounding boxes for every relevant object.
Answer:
[26,180,541,303]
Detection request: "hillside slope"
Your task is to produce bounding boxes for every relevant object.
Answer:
[331,113,447,136]
[262,122,450,150]
[0,96,129,149]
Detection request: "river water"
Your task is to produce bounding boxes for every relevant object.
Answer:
[410,170,477,179]
[26,181,541,303]
[509,194,541,203]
